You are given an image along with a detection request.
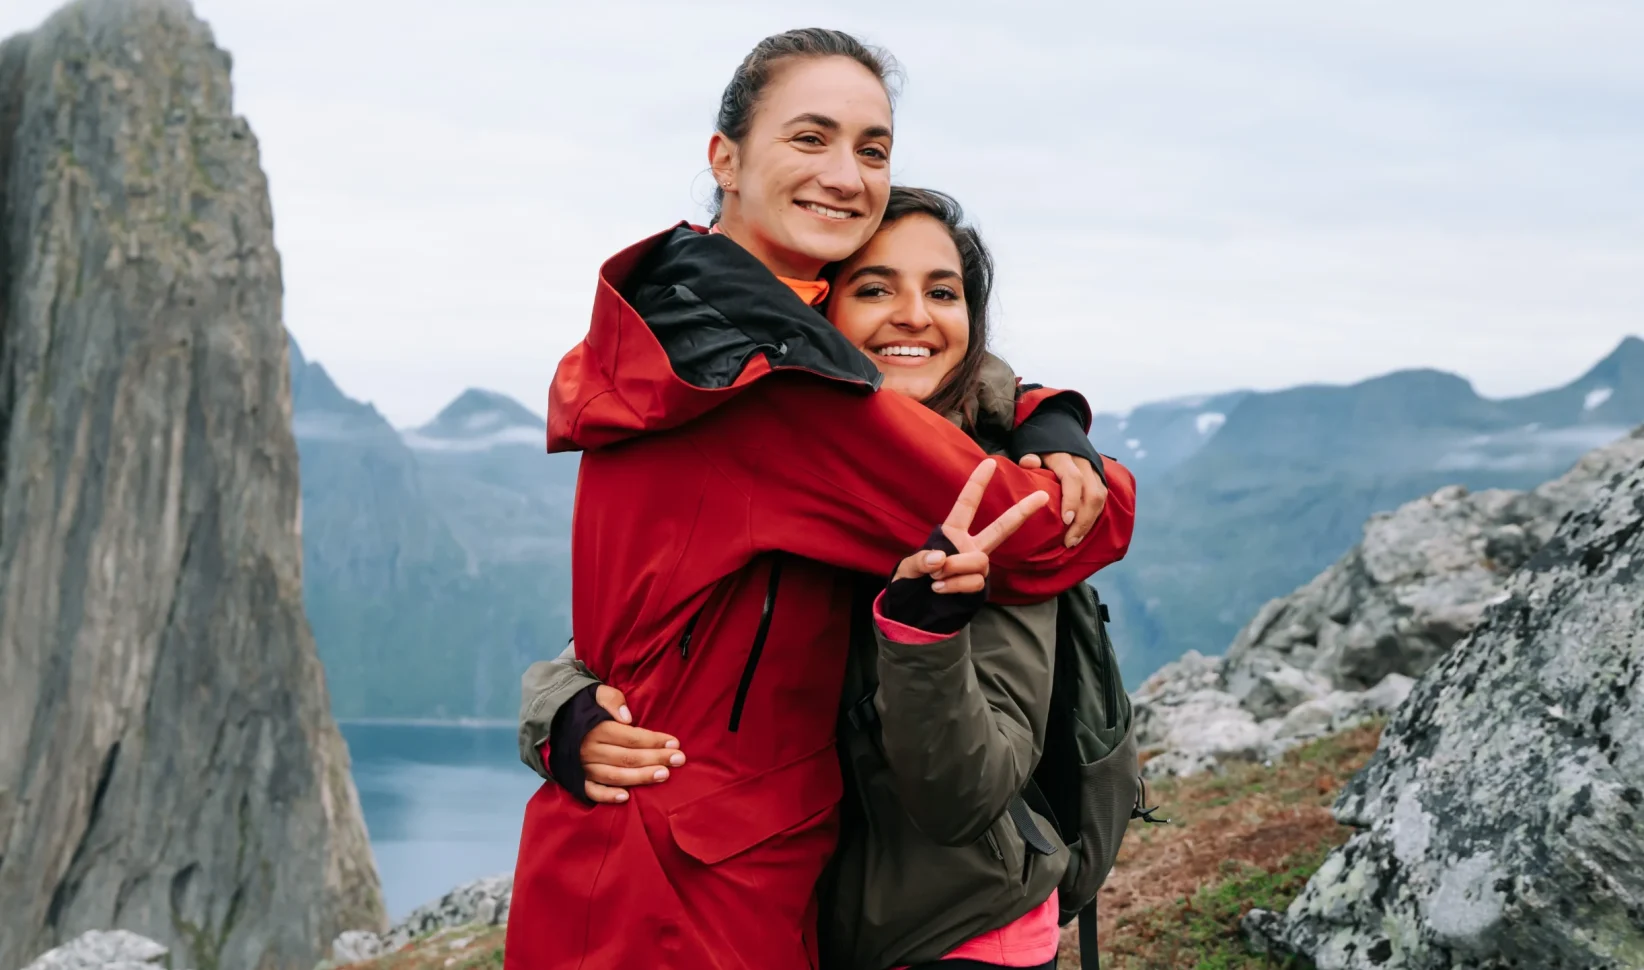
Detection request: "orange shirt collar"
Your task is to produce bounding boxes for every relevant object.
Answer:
[708,224,830,307]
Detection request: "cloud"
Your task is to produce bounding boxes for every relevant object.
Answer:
[3,0,1638,424]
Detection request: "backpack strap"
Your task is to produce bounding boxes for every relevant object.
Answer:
[1079,901,1100,970]
[1006,794,1057,856]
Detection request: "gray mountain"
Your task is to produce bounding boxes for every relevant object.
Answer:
[1103,337,1644,684]
[291,370,571,719]
[403,389,579,568]
[1089,389,1252,473]
[0,2,382,967]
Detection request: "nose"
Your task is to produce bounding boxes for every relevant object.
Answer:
[814,143,864,200]
[892,291,935,331]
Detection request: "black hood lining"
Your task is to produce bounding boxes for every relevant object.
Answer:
[621,225,884,392]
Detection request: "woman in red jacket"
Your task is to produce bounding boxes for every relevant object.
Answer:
[504,30,1133,970]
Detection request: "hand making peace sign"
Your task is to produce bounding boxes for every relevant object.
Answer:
[891,458,1052,594]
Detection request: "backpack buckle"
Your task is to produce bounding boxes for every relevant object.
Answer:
[846,694,880,732]
[1132,776,1170,824]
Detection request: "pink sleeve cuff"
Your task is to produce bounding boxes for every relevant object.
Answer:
[872,589,951,645]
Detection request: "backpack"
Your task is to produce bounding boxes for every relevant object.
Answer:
[1009,582,1158,970]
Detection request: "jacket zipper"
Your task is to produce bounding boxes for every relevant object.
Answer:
[679,608,702,659]
[984,829,1004,861]
[728,557,783,732]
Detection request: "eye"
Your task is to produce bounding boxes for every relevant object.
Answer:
[794,133,825,147]
[854,283,891,298]
[859,145,889,162]
[929,286,960,302]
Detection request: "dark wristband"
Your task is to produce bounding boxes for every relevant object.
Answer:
[881,526,989,635]
[1009,395,1105,482]
[547,683,614,804]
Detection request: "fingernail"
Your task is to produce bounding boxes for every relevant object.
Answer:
[664,739,679,749]
[654,768,669,781]
[924,551,943,566]
[669,753,685,766]
[618,705,632,723]
[1063,510,1075,525]
[615,790,629,802]
[932,580,946,591]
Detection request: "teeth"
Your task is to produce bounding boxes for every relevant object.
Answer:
[876,346,932,358]
[799,201,854,220]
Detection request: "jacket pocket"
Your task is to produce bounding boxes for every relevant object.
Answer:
[1062,726,1141,910]
[667,742,841,865]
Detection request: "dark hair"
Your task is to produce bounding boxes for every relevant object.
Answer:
[710,28,901,221]
[828,186,996,423]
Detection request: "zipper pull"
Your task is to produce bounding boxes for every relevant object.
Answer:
[984,830,1004,860]
[679,610,702,659]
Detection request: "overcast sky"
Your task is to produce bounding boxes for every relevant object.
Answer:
[5,0,1641,426]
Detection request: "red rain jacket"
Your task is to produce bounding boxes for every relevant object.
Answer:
[505,225,1135,970]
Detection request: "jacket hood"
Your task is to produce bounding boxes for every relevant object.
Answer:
[548,223,883,453]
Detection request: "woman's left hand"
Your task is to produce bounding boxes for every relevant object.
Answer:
[1018,453,1107,548]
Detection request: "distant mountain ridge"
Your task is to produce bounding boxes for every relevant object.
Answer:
[1098,335,1644,683]
[290,335,1644,718]
[290,340,570,719]
[403,389,547,452]
[1092,336,1643,476]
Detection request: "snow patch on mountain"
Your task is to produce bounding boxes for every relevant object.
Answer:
[401,427,544,452]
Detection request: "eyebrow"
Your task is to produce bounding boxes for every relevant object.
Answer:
[784,113,895,143]
[845,265,962,284]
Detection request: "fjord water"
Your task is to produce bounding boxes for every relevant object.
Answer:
[342,721,541,920]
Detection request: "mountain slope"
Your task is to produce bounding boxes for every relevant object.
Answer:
[292,364,571,718]
[1103,337,1644,683]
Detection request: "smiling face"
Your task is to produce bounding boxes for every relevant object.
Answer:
[709,55,893,280]
[827,213,972,402]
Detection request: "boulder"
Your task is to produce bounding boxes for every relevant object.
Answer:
[1273,426,1644,969]
[21,931,170,970]
[1223,428,1644,703]
[333,873,514,959]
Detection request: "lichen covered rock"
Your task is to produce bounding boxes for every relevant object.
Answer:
[1275,426,1644,969]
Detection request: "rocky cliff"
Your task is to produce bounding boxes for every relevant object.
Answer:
[1254,424,1644,968]
[0,2,384,967]
[1134,425,1644,777]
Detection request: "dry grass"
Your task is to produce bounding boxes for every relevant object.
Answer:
[1059,722,1384,969]
[340,925,506,970]
[348,723,1383,970]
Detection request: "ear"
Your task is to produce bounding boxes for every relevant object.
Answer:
[708,132,737,191]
